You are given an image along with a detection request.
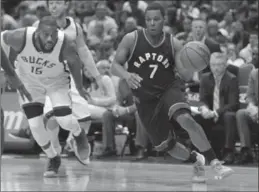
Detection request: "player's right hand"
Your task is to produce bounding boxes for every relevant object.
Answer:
[125,72,143,89]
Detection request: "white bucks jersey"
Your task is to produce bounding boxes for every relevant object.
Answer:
[16,27,68,78]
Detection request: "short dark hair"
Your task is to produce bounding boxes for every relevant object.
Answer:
[145,2,165,17]
[38,15,58,28]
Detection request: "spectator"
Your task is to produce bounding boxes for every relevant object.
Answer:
[122,0,147,27]
[88,20,105,50]
[232,21,250,52]
[1,8,18,30]
[97,76,137,158]
[190,18,221,54]
[244,4,258,32]
[15,1,38,27]
[199,4,211,22]
[239,31,258,64]
[236,68,258,164]
[175,16,192,44]
[87,2,118,40]
[217,28,230,50]
[218,10,235,36]
[226,43,246,68]
[97,35,116,62]
[195,52,239,162]
[207,19,219,43]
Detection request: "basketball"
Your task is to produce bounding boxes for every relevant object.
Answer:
[180,41,211,72]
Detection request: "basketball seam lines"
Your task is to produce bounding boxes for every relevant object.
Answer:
[186,46,208,68]
[185,48,196,70]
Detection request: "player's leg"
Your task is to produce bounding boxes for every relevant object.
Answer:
[138,100,206,182]
[48,86,90,165]
[165,81,233,179]
[44,96,62,155]
[19,85,60,177]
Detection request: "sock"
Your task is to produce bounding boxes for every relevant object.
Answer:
[202,148,217,164]
[28,115,57,158]
[42,141,57,158]
[167,142,190,161]
[55,115,81,136]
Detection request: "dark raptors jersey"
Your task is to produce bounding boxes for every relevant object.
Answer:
[128,29,176,102]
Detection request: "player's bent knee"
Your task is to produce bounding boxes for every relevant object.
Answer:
[168,102,191,120]
[154,139,176,152]
[53,106,72,117]
[22,103,44,119]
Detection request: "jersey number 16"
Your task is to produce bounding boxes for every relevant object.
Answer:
[31,66,42,74]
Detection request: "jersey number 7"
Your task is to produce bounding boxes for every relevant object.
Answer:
[149,64,158,79]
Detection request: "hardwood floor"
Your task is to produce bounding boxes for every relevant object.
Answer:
[1,155,258,191]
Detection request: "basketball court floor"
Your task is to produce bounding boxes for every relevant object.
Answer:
[1,155,258,191]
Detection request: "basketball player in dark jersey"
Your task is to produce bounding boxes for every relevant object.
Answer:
[112,2,233,182]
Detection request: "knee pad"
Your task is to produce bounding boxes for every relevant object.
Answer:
[53,106,72,117]
[168,103,191,121]
[22,103,44,119]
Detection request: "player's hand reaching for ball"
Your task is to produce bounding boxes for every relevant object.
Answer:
[125,72,143,89]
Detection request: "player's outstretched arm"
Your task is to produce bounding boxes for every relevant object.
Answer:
[2,28,27,53]
[75,23,101,80]
[173,37,194,82]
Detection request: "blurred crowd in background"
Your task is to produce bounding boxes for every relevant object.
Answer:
[1,0,258,165]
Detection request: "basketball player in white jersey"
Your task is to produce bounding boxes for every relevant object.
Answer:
[2,16,92,177]
[32,0,115,158]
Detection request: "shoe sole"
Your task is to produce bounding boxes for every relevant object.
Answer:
[214,169,234,180]
[73,141,91,166]
[43,171,59,178]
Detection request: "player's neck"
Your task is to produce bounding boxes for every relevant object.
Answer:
[144,29,164,45]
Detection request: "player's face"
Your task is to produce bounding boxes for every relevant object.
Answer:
[38,25,58,51]
[145,10,164,36]
[48,1,68,17]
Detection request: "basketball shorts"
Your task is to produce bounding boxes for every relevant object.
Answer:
[136,80,190,147]
[17,72,71,109]
[44,87,91,120]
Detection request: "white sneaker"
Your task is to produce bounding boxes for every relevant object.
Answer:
[211,159,234,180]
[192,151,206,183]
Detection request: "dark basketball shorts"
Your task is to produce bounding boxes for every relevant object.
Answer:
[136,82,190,149]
